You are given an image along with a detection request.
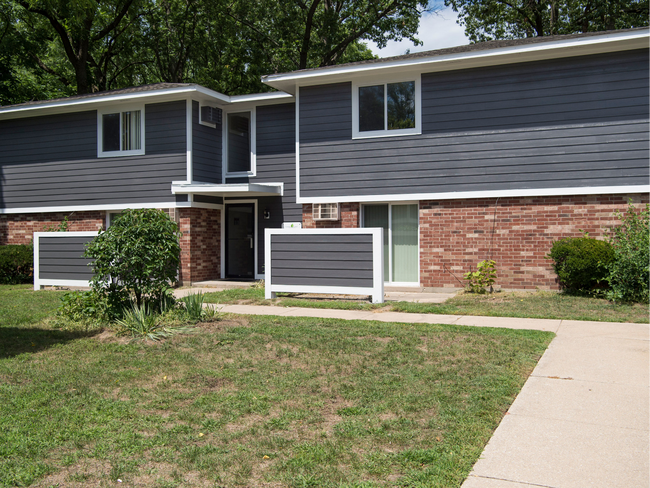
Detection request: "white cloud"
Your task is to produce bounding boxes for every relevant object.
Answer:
[367,8,469,58]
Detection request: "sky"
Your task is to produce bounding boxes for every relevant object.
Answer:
[367,7,470,58]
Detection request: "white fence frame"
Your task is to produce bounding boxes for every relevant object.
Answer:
[265,228,384,303]
[33,231,99,290]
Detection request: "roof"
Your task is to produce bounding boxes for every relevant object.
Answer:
[0,82,292,120]
[263,27,649,93]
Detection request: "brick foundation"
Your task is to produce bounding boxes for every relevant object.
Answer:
[178,207,221,284]
[419,193,649,290]
[302,203,360,228]
[300,194,648,290]
[0,211,106,245]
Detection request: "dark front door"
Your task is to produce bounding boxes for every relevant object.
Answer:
[226,203,255,279]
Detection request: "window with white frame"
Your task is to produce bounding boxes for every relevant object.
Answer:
[352,77,420,139]
[97,105,145,157]
[313,203,339,221]
[226,111,255,175]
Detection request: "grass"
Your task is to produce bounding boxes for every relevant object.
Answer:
[0,285,553,487]
[203,287,649,323]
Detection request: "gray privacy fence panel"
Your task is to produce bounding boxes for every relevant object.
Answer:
[34,232,98,290]
[265,228,384,303]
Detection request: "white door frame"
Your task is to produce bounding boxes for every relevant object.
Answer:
[361,201,420,286]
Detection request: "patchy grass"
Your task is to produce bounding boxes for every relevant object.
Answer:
[0,285,553,487]
[203,287,649,323]
[0,284,66,327]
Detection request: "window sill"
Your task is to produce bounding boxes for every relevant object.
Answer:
[98,149,145,158]
[352,129,421,140]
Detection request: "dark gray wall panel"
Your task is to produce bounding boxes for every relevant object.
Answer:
[299,83,351,143]
[298,50,649,199]
[270,233,374,287]
[39,236,95,280]
[192,100,222,183]
[0,101,188,209]
[254,103,300,274]
[146,101,186,155]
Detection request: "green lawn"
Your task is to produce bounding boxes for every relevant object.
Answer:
[0,285,553,487]
[203,287,649,323]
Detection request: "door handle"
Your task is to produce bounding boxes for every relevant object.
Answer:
[247,234,254,249]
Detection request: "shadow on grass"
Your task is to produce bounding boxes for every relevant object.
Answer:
[0,327,101,359]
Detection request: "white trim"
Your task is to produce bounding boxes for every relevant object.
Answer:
[186,98,193,182]
[262,29,649,92]
[33,231,99,290]
[175,201,224,210]
[296,185,650,204]
[171,182,283,196]
[0,85,293,120]
[265,228,384,303]
[295,87,301,202]
[224,199,261,280]
[97,103,145,158]
[224,108,256,177]
[0,200,223,215]
[351,75,421,139]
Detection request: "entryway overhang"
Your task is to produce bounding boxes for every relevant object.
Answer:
[171,181,283,198]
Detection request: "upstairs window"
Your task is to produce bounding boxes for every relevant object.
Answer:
[226,110,256,175]
[98,105,144,157]
[353,77,420,139]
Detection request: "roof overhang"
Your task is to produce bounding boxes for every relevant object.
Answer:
[172,182,284,198]
[0,86,293,121]
[262,29,649,94]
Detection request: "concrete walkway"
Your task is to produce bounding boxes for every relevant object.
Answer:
[174,290,649,487]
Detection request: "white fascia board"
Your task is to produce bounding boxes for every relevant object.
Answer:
[229,92,294,104]
[296,185,650,204]
[263,29,649,92]
[171,182,284,196]
[0,202,180,215]
[0,86,232,121]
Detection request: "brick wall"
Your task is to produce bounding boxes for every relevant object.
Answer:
[302,203,360,228]
[178,207,221,284]
[420,193,649,290]
[0,211,106,245]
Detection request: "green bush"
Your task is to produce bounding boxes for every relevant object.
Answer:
[606,203,649,303]
[0,244,33,284]
[57,289,109,325]
[84,209,181,309]
[464,260,497,293]
[547,237,614,294]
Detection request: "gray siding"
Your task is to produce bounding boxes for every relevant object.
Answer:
[39,236,95,281]
[270,233,374,287]
[0,101,187,209]
[192,101,222,183]
[298,50,649,198]
[255,103,300,275]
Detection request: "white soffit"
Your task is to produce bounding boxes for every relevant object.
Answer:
[262,29,649,93]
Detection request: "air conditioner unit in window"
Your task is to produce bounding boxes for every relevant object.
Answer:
[313,203,339,221]
[201,105,222,125]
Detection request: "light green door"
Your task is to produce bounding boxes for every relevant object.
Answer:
[363,203,418,284]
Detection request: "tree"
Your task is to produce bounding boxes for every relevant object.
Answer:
[444,0,649,42]
[84,209,181,308]
[11,0,142,94]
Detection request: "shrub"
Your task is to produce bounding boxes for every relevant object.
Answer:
[464,260,497,293]
[547,237,614,294]
[0,244,33,284]
[181,292,222,322]
[57,289,109,325]
[84,209,181,309]
[606,203,649,303]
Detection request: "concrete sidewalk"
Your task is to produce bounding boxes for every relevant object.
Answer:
[196,301,649,488]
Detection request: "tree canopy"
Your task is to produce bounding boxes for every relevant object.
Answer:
[445,0,649,42]
[1,0,431,104]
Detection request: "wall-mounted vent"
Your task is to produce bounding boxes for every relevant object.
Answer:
[201,105,222,125]
[313,203,339,221]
